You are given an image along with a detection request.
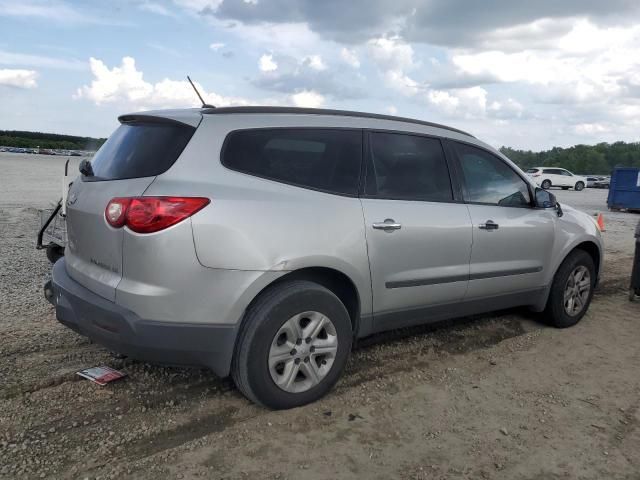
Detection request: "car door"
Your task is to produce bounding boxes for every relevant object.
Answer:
[542,168,559,186]
[559,169,575,186]
[449,141,556,299]
[360,131,473,331]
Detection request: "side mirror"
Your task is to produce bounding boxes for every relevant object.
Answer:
[535,188,555,208]
[534,188,563,217]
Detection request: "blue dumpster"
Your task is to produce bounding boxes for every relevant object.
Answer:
[607,167,640,211]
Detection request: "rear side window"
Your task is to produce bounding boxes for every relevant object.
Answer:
[89,121,195,181]
[365,132,453,201]
[222,129,362,195]
[454,142,531,207]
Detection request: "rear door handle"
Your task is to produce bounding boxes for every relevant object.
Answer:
[478,220,499,230]
[372,219,402,231]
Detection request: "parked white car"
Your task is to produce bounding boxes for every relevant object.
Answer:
[526,167,587,191]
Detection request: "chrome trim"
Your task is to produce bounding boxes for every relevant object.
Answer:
[385,266,543,289]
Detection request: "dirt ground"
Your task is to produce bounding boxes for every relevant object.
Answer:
[1,153,639,480]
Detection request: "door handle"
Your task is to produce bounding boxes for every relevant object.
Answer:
[372,219,402,231]
[478,220,499,230]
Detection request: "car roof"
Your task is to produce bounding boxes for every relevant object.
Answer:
[200,106,474,138]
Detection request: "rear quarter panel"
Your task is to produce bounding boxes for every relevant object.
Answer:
[143,114,374,316]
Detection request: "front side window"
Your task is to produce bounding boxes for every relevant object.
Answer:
[222,128,361,195]
[560,170,573,176]
[366,132,453,201]
[454,142,531,207]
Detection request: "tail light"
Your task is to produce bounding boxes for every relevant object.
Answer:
[531,173,540,177]
[105,196,210,233]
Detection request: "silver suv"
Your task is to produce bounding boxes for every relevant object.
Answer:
[48,107,603,409]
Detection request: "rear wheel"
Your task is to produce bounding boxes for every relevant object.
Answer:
[232,280,352,409]
[544,250,595,328]
[575,181,585,191]
[541,179,552,189]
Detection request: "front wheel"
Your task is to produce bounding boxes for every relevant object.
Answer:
[232,280,352,409]
[544,250,595,328]
[575,181,585,191]
[541,180,552,189]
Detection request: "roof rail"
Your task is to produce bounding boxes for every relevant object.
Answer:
[201,106,474,138]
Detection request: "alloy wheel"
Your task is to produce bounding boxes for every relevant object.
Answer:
[563,266,591,316]
[268,311,338,393]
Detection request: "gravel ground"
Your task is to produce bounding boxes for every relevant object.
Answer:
[1,153,639,479]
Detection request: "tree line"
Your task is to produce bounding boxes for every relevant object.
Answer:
[2,129,640,173]
[500,141,640,175]
[0,130,106,151]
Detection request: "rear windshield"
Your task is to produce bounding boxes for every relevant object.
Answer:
[525,168,539,173]
[87,121,195,181]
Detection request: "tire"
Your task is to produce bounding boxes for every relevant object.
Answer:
[575,181,585,191]
[541,180,551,189]
[46,244,64,264]
[232,280,352,409]
[544,250,596,328]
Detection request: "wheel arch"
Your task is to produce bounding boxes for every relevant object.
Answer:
[551,240,602,289]
[256,267,362,335]
[571,240,601,278]
[231,266,363,364]
[533,239,602,313]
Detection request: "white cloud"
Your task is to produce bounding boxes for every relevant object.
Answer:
[290,90,324,108]
[0,49,85,70]
[0,0,128,25]
[383,70,420,96]
[0,69,37,88]
[233,22,323,58]
[367,37,415,72]
[303,54,327,71]
[172,0,221,12]
[451,19,640,105]
[426,86,488,117]
[138,1,173,16]
[258,53,278,72]
[209,42,225,51]
[74,56,249,109]
[488,98,524,119]
[574,123,610,135]
[340,48,360,68]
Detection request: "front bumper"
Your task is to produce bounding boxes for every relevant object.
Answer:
[50,259,238,377]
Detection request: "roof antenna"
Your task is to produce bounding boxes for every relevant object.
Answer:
[187,76,215,108]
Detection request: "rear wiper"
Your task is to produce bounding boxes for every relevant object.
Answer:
[79,159,94,177]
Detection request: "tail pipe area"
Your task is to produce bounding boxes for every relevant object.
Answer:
[44,279,55,305]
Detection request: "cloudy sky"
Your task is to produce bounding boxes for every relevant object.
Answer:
[2,0,640,149]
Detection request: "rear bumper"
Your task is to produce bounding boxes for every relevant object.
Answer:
[50,259,238,377]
